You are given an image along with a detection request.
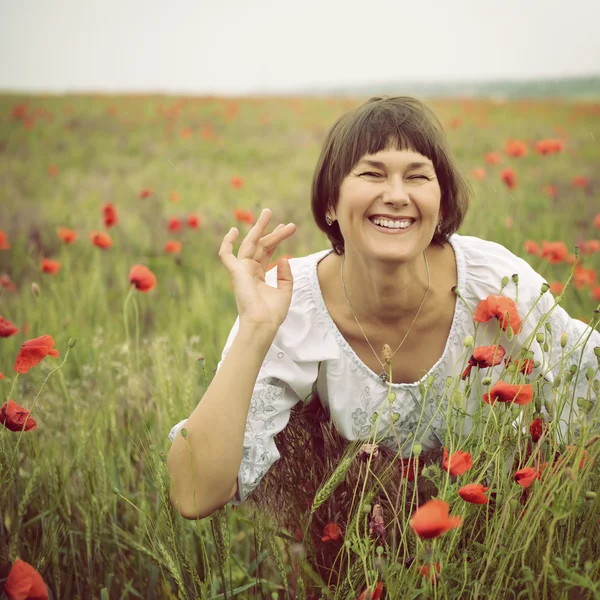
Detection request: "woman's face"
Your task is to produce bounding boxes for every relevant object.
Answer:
[334,145,442,262]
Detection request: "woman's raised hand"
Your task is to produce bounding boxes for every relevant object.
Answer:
[218,209,297,331]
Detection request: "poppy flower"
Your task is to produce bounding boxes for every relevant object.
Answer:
[572,176,589,189]
[544,184,557,198]
[168,217,182,232]
[0,372,4,378]
[0,399,37,432]
[595,214,600,230]
[4,558,48,600]
[418,562,441,582]
[442,447,473,476]
[0,316,19,337]
[1,274,17,292]
[0,230,10,250]
[48,163,59,177]
[592,285,600,302]
[573,266,596,290]
[505,139,528,157]
[458,483,489,504]
[500,168,517,189]
[321,522,343,542]
[524,240,539,255]
[170,191,181,203]
[580,240,600,255]
[473,295,522,334]
[469,167,486,181]
[129,265,157,292]
[139,187,153,199]
[514,467,538,488]
[535,139,563,155]
[41,258,61,275]
[14,334,59,374]
[484,152,501,165]
[549,281,564,295]
[164,240,182,254]
[482,381,533,406]
[358,582,383,600]
[102,203,118,228]
[530,417,544,442]
[230,175,244,189]
[90,231,112,249]
[233,208,255,225]
[504,355,535,375]
[57,227,77,244]
[410,499,462,539]
[399,456,422,482]
[540,241,568,264]
[187,213,200,228]
[461,344,505,379]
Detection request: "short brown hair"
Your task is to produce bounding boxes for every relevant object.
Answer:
[311,96,471,254]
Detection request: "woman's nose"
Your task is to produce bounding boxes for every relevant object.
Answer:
[383,176,410,204]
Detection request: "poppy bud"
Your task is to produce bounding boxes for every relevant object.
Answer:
[501,276,509,288]
[586,368,594,381]
[536,333,545,344]
[553,376,562,388]
[376,546,384,557]
[564,372,573,383]
[544,400,554,416]
[149,444,156,453]
[560,333,568,348]
[419,383,426,396]
[506,326,514,341]
[544,322,552,333]
[512,274,519,284]
[388,391,396,401]
[534,360,541,368]
[574,245,580,258]
[594,347,600,358]
[426,375,435,387]
[594,381,600,393]
[543,342,550,353]
[159,452,167,463]
[362,503,372,514]
[535,396,542,413]
[463,335,474,348]
[541,282,550,294]
[68,337,77,348]
[569,365,578,375]
[112,487,120,495]
[507,363,517,374]
[412,443,422,457]
[577,398,594,412]
[370,412,379,423]
[481,377,492,386]
[31,282,40,297]
[392,412,400,423]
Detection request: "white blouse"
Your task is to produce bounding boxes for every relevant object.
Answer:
[169,234,600,505]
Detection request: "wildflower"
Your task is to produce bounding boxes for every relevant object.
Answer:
[418,562,441,582]
[484,152,502,165]
[500,168,517,189]
[0,399,37,432]
[4,558,48,600]
[0,316,19,337]
[41,258,61,275]
[504,355,535,375]
[461,344,506,379]
[0,230,10,250]
[459,483,489,504]
[514,467,538,488]
[170,191,180,203]
[358,443,379,461]
[592,285,600,302]
[358,582,383,600]
[14,334,59,374]
[168,217,182,232]
[442,447,473,476]
[129,264,157,292]
[57,226,77,243]
[187,213,200,228]
[230,175,244,189]
[90,231,112,249]
[505,139,528,157]
[469,167,486,181]
[572,176,589,189]
[233,208,255,225]
[410,499,462,539]
[102,203,118,228]
[369,504,385,542]
[595,214,600,230]
[321,522,343,542]
[535,138,563,155]
[544,184,557,198]
[549,281,564,295]
[573,266,597,290]
[139,187,153,199]
[399,456,422,482]
[524,240,539,255]
[483,381,534,406]
[164,240,182,254]
[473,295,522,334]
[48,163,59,176]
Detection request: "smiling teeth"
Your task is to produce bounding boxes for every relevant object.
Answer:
[372,218,413,229]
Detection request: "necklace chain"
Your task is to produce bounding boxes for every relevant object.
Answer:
[340,252,431,384]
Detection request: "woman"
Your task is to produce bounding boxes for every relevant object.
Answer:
[166,96,599,534]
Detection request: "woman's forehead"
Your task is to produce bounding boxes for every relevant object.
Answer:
[356,148,433,166]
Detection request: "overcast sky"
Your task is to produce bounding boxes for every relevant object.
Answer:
[1,0,599,94]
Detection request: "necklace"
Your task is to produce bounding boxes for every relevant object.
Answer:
[340,252,431,384]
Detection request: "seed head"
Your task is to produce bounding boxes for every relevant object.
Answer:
[382,344,392,365]
[31,282,40,298]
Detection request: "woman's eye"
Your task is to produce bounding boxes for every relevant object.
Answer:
[410,175,430,180]
[361,172,381,177]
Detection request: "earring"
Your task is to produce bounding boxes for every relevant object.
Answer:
[325,215,332,226]
[436,221,442,234]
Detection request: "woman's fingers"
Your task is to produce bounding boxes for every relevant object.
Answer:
[218,227,239,272]
[237,208,272,258]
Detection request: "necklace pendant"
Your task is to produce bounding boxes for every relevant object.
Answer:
[379,370,390,384]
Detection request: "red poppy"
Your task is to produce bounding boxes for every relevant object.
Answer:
[544,184,557,198]
[580,240,600,254]
[0,399,37,432]
[540,241,568,264]
[572,176,589,189]
[139,187,153,199]
[573,266,596,290]
[48,163,59,177]
[484,152,501,165]
[170,191,180,203]
[592,285,600,302]
[0,372,4,378]
[514,467,538,488]
[0,316,19,337]
[230,175,244,189]
[102,203,118,228]
[500,168,517,189]
[442,447,473,476]
[168,217,182,232]
[41,258,61,275]
[524,240,539,255]
[0,230,10,250]
[399,456,422,482]
[410,499,462,539]
[14,334,59,374]
[321,522,343,542]
[418,562,441,582]
[461,344,505,379]
[505,139,528,157]
[1,274,17,292]
[164,240,182,254]
[535,139,563,155]
[129,265,157,292]
[469,167,486,181]
[90,231,112,249]
[595,214,600,229]
[233,208,255,225]
[358,582,383,600]
[458,483,489,504]
[4,558,48,600]
[530,417,544,442]
[473,295,522,334]
[187,213,200,228]
[549,281,564,295]
[483,381,533,406]
[504,355,535,375]
[57,227,77,244]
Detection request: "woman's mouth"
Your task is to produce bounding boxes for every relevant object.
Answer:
[367,216,416,234]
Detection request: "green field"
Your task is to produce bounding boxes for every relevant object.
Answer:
[1,94,599,599]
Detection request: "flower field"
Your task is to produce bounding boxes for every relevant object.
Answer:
[1,94,600,599]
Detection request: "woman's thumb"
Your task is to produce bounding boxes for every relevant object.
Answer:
[276,257,293,293]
